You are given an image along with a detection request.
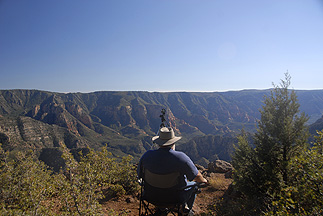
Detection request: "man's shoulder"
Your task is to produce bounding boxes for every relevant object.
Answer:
[171,150,191,160]
[141,149,191,161]
[141,149,155,157]
[171,149,186,155]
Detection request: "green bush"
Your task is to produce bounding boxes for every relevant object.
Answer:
[265,130,323,215]
[56,143,105,215]
[0,145,56,215]
[0,143,140,215]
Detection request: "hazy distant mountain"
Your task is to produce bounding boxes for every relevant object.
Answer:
[309,115,323,134]
[1,89,323,167]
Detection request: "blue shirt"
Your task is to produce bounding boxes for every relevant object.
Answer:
[137,148,198,187]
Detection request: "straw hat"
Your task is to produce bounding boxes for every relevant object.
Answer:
[152,127,182,146]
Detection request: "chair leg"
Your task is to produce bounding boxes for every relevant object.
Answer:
[139,199,143,215]
[139,199,157,216]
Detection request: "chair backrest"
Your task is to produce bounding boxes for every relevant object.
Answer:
[143,169,180,189]
[141,169,189,208]
[140,169,183,215]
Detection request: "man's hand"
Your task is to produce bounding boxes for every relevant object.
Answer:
[193,171,208,184]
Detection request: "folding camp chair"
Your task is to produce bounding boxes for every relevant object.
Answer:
[139,169,199,216]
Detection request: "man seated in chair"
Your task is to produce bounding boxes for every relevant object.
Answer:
[137,127,208,215]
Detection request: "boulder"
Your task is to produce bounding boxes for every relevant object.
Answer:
[208,160,233,173]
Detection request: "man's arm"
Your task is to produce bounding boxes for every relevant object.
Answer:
[193,171,208,183]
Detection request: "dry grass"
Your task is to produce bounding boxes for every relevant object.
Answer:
[207,173,232,192]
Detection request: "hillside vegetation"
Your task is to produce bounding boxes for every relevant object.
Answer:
[0,142,138,215]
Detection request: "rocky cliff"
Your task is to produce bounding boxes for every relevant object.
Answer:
[1,89,323,165]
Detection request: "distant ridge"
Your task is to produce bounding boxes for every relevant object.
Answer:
[1,89,323,167]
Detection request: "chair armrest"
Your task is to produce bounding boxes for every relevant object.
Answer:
[179,182,207,190]
[138,178,144,186]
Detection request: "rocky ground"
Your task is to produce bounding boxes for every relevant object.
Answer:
[101,173,232,215]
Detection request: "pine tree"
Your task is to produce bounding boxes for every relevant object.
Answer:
[255,73,308,190]
[230,73,309,214]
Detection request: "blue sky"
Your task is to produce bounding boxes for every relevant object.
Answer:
[1,0,323,93]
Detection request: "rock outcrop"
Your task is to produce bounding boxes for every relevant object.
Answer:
[208,160,233,173]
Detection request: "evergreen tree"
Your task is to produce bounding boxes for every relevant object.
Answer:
[255,73,308,191]
[229,73,309,214]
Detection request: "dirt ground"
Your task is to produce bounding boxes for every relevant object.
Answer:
[101,173,232,215]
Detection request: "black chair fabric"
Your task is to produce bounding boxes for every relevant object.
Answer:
[139,169,195,215]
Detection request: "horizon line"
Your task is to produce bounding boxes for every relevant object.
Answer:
[1,87,323,94]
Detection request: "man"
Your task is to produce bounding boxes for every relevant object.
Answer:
[137,127,207,215]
